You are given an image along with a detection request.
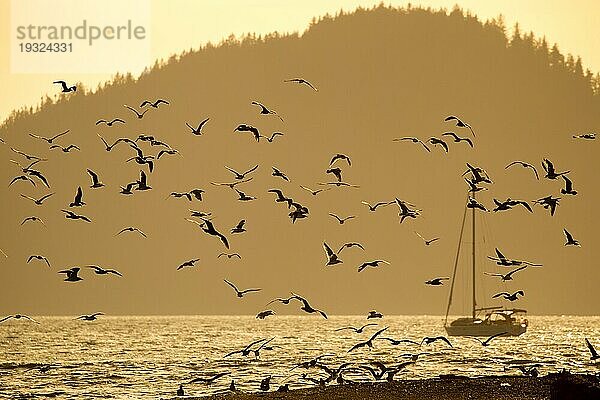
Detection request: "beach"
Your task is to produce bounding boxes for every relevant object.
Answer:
[189,373,599,400]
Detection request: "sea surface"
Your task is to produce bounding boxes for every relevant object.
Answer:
[1,316,598,399]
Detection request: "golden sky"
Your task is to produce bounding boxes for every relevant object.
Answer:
[1,0,599,122]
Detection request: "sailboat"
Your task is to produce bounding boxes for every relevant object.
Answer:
[444,193,528,337]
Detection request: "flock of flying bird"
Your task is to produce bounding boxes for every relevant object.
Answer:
[0,75,598,396]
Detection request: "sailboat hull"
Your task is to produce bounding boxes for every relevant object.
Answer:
[445,317,527,337]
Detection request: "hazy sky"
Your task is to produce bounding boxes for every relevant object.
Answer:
[1,0,599,123]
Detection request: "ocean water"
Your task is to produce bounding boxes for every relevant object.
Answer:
[0,315,598,399]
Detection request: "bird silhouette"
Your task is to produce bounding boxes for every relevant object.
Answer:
[231,219,246,234]
[415,232,440,245]
[441,132,474,147]
[330,154,351,166]
[425,277,449,286]
[348,326,388,352]
[27,255,50,267]
[473,332,507,346]
[49,144,80,153]
[95,118,125,127]
[444,115,475,137]
[20,193,54,205]
[585,338,599,361]
[573,133,596,140]
[284,78,318,91]
[136,170,152,191]
[185,218,229,248]
[224,279,262,297]
[235,188,256,201]
[251,101,284,121]
[188,372,230,385]
[69,186,85,207]
[428,137,449,153]
[97,134,131,152]
[493,198,533,213]
[86,265,123,277]
[10,147,46,161]
[61,209,91,222]
[177,259,200,270]
[323,242,342,266]
[533,195,560,216]
[272,166,290,181]
[234,124,261,141]
[337,242,365,253]
[484,266,528,281]
[329,213,356,224]
[76,312,105,321]
[367,310,383,319]
[168,189,204,201]
[358,260,390,272]
[361,200,394,211]
[560,175,578,195]
[86,169,104,188]
[290,293,328,319]
[224,165,259,180]
[505,161,540,180]
[21,216,46,226]
[29,129,70,144]
[492,290,525,301]
[186,117,210,135]
[53,80,76,92]
[392,137,431,152]
[300,185,329,196]
[58,267,83,282]
[124,104,149,119]
[0,314,39,324]
[421,336,453,347]
[224,338,268,358]
[542,158,569,180]
[9,175,36,187]
[218,253,241,259]
[563,229,580,246]
[263,132,284,142]
[335,323,378,333]
[256,310,276,320]
[140,99,169,108]
[119,182,137,195]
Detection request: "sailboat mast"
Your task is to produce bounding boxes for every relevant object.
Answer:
[472,192,476,319]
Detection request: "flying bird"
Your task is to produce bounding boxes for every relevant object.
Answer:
[563,229,580,247]
[235,188,256,201]
[69,186,85,207]
[124,104,149,119]
[58,267,83,282]
[415,232,440,246]
[421,336,453,347]
[231,220,246,234]
[367,310,383,319]
[53,80,76,92]
[256,310,276,320]
[27,255,50,267]
[493,198,533,213]
[9,175,36,187]
[484,266,528,281]
[188,372,230,385]
[361,200,394,212]
[29,129,70,144]
[185,218,229,249]
[300,185,330,196]
[337,242,365,253]
[10,147,46,161]
[95,118,125,127]
[330,154,351,166]
[335,323,378,334]
[224,165,259,180]
[542,158,569,180]
[21,216,46,226]
[348,327,388,352]
[86,169,104,188]
[428,137,449,153]
[168,189,204,201]
[97,134,130,152]
[326,167,342,182]
[441,132,474,147]
[573,133,596,140]
[504,161,539,180]
[234,124,261,141]
[177,259,200,270]
[585,338,599,361]
[290,293,328,319]
[119,182,136,195]
[218,253,241,259]
[467,197,488,212]
[140,99,169,108]
[263,132,284,142]
[272,167,290,181]
[49,144,80,153]
[86,265,123,277]
[533,195,560,216]
[358,260,390,272]
[251,101,284,121]
[444,115,475,137]
[61,209,91,222]
[224,338,269,358]
[76,312,104,321]
[560,175,578,195]
[473,332,507,346]
[323,242,342,266]
[224,279,262,298]
[392,137,431,152]
[186,117,210,135]
[0,314,39,324]
[329,213,356,224]
[492,290,525,301]
[20,193,54,205]
[284,78,318,91]
[136,170,152,191]
[425,277,449,286]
